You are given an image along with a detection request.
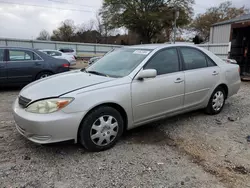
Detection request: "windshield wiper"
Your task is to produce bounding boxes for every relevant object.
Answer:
[85,70,108,77]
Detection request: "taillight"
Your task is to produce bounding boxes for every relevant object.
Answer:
[63,63,69,68]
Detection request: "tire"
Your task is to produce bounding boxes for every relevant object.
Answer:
[205,86,226,115]
[36,71,53,80]
[78,106,124,152]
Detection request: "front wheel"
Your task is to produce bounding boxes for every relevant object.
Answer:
[78,106,124,152]
[205,87,226,115]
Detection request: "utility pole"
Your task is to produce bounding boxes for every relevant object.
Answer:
[173,8,179,44]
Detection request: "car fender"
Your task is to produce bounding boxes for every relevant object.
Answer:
[61,80,134,129]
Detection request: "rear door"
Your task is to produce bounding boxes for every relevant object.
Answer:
[0,49,7,84]
[6,49,44,83]
[179,47,220,108]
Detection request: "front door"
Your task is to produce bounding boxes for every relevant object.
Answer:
[179,47,221,108]
[0,49,7,85]
[6,49,44,83]
[132,48,185,124]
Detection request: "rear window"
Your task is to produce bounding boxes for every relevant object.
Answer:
[59,49,74,53]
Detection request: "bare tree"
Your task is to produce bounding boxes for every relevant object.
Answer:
[36,30,50,40]
[78,19,95,33]
[87,19,95,31]
[95,13,104,35]
[191,1,249,41]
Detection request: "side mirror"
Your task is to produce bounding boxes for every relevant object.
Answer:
[138,69,157,80]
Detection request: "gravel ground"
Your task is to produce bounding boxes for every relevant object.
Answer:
[70,60,88,69]
[1,83,250,188]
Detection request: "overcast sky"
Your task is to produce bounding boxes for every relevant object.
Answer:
[0,0,249,39]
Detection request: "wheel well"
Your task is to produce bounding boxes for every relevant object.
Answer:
[77,103,128,140]
[217,84,228,99]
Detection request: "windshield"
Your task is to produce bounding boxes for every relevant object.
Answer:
[86,48,152,78]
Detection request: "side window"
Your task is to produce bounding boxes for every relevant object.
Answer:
[9,50,31,61]
[48,51,56,56]
[54,51,62,56]
[180,48,207,70]
[144,48,179,75]
[207,57,216,67]
[9,50,40,61]
[0,49,4,61]
[48,51,62,56]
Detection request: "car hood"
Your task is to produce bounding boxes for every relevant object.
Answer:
[20,70,115,100]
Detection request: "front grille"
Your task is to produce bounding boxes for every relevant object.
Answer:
[18,96,31,108]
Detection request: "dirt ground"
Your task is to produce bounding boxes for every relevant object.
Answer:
[1,82,250,188]
[71,60,88,69]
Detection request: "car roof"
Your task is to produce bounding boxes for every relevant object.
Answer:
[126,43,197,50]
[59,47,74,50]
[39,49,60,52]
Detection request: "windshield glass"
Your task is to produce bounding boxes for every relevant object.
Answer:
[86,48,152,77]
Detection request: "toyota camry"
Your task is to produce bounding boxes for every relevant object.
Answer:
[12,44,241,152]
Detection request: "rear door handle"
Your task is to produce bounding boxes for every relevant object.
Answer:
[174,78,184,83]
[35,62,42,66]
[212,71,219,76]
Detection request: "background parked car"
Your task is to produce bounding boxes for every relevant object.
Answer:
[39,49,76,66]
[88,48,116,66]
[88,56,101,66]
[0,47,70,86]
[58,48,76,58]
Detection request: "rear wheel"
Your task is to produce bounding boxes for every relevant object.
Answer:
[205,87,225,115]
[36,71,53,80]
[78,106,124,152]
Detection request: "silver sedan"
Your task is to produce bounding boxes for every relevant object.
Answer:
[13,44,241,152]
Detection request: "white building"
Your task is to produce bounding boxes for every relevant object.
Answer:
[210,14,250,75]
[210,14,250,44]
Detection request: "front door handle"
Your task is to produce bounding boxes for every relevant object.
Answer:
[174,78,184,83]
[212,71,219,76]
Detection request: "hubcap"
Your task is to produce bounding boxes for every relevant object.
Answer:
[90,115,118,146]
[40,74,49,79]
[212,91,224,111]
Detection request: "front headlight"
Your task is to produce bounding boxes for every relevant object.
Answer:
[26,98,74,114]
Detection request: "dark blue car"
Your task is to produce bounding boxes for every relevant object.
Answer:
[0,47,70,85]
